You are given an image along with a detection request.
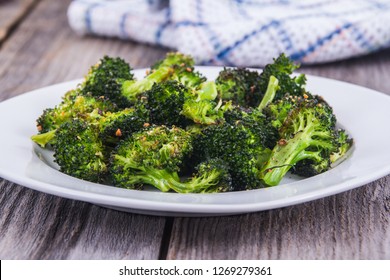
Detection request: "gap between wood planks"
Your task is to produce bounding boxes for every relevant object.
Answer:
[0,0,41,47]
[158,217,174,260]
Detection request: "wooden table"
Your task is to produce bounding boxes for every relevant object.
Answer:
[1,0,389,260]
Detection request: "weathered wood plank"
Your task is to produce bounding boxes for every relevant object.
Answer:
[0,0,39,44]
[0,181,167,259]
[166,51,390,260]
[167,177,390,260]
[0,0,168,101]
[0,0,168,259]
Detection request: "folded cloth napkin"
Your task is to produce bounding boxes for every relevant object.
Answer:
[68,0,390,66]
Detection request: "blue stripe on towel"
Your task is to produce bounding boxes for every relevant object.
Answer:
[85,2,101,33]
[290,22,353,61]
[216,20,281,60]
[155,7,171,45]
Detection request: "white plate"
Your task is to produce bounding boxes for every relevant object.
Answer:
[1,67,390,216]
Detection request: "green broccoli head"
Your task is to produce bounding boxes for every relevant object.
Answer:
[216,67,263,107]
[260,97,342,186]
[291,154,332,177]
[215,55,308,108]
[35,93,116,133]
[53,119,108,182]
[81,56,134,108]
[259,53,307,100]
[110,125,233,193]
[142,80,189,127]
[193,158,233,192]
[151,52,195,70]
[98,103,150,147]
[122,52,205,102]
[150,52,206,88]
[109,125,193,191]
[35,107,58,134]
[224,106,278,150]
[330,128,353,164]
[193,109,275,190]
[140,79,230,127]
[32,93,117,147]
[263,94,305,130]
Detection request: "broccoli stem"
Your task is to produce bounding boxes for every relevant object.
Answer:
[261,132,320,186]
[122,66,173,102]
[261,123,333,186]
[113,154,178,192]
[126,170,221,193]
[169,172,220,193]
[257,75,279,112]
[129,169,178,192]
[113,155,225,193]
[196,81,218,101]
[31,129,57,147]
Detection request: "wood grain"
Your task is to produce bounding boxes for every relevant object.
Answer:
[167,177,390,259]
[0,0,39,44]
[0,181,166,259]
[0,0,168,260]
[0,0,168,101]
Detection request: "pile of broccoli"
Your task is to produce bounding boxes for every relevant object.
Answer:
[31,52,353,193]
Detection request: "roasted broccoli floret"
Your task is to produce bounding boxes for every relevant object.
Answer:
[53,119,108,182]
[193,105,277,190]
[215,67,263,107]
[181,81,232,125]
[142,80,189,127]
[81,56,134,108]
[143,79,230,126]
[175,158,233,193]
[330,128,353,164]
[262,94,298,130]
[122,52,206,102]
[261,90,353,180]
[263,92,319,131]
[110,126,193,191]
[35,108,58,134]
[260,97,342,186]
[291,154,332,177]
[32,93,114,147]
[259,53,308,100]
[215,54,307,108]
[35,93,115,134]
[290,114,353,178]
[150,52,206,89]
[109,126,231,193]
[98,103,149,146]
[32,54,142,143]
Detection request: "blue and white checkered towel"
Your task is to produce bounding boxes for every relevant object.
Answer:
[68,0,390,66]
